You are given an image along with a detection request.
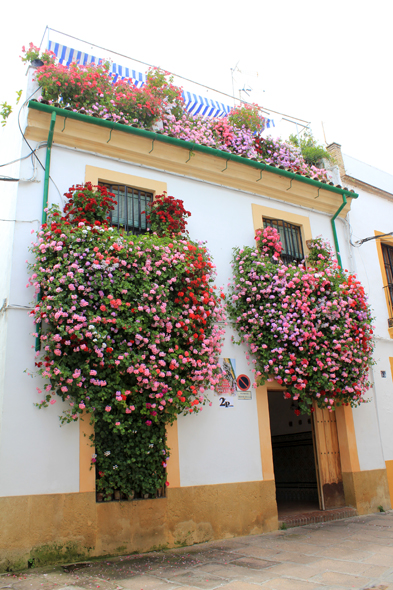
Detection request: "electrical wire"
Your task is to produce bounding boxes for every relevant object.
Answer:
[0,219,40,223]
[6,304,35,310]
[14,85,63,200]
[0,145,43,168]
[356,232,393,246]
[18,87,46,173]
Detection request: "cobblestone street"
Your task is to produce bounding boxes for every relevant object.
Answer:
[2,512,393,590]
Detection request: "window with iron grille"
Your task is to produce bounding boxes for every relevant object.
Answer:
[263,218,304,265]
[381,243,393,321]
[101,183,153,234]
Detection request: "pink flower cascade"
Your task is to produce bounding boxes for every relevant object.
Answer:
[28,212,225,424]
[255,227,283,259]
[28,198,226,497]
[162,114,259,159]
[228,229,375,414]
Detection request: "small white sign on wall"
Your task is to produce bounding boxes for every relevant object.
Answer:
[238,391,252,400]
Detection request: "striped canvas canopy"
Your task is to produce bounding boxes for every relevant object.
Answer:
[47,41,275,126]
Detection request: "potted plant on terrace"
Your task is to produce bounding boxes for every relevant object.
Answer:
[20,43,56,67]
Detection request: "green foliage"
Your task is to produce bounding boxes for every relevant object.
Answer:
[147,193,191,236]
[279,522,288,530]
[28,186,225,498]
[145,67,184,119]
[0,102,12,127]
[0,91,23,127]
[28,542,90,569]
[37,62,114,111]
[112,79,163,127]
[227,103,265,134]
[289,131,333,166]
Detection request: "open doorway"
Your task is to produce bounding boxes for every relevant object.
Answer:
[268,390,319,518]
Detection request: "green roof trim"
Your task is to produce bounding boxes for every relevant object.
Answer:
[28,101,359,200]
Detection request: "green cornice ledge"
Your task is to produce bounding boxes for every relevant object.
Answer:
[28,101,359,201]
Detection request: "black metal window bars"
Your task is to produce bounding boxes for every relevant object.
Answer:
[101,183,153,235]
[382,243,393,326]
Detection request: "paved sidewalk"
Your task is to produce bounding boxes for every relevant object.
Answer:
[2,512,393,590]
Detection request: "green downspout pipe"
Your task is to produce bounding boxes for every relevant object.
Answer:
[35,111,56,352]
[330,194,347,269]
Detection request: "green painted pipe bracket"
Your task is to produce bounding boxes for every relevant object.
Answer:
[256,164,266,182]
[185,149,194,163]
[61,116,67,132]
[149,139,155,153]
[222,159,229,172]
[286,178,293,191]
[107,126,115,143]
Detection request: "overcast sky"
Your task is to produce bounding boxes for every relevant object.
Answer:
[1,0,391,174]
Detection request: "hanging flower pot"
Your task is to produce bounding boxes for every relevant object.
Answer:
[31,59,44,68]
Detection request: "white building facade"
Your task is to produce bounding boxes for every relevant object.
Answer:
[0,75,392,570]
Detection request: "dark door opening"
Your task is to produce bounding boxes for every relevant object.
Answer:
[268,390,319,517]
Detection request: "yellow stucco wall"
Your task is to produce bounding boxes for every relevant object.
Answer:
[0,480,277,572]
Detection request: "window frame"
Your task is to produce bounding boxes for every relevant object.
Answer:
[100,182,153,235]
[375,231,393,337]
[251,203,312,266]
[381,243,393,323]
[262,217,305,265]
[85,165,167,222]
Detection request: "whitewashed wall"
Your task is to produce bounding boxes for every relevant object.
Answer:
[177,325,262,486]
[0,139,80,497]
[338,176,393,468]
[2,130,390,497]
[0,107,34,494]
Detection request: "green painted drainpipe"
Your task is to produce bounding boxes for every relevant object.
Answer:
[35,111,56,352]
[331,194,347,269]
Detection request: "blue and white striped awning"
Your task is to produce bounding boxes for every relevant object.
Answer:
[47,41,274,126]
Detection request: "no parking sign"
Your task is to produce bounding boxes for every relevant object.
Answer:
[237,374,252,400]
[237,374,251,391]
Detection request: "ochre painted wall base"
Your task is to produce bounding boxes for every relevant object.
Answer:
[384,460,393,507]
[0,480,278,572]
[342,468,392,515]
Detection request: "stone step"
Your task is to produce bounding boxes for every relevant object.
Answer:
[278,506,358,529]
